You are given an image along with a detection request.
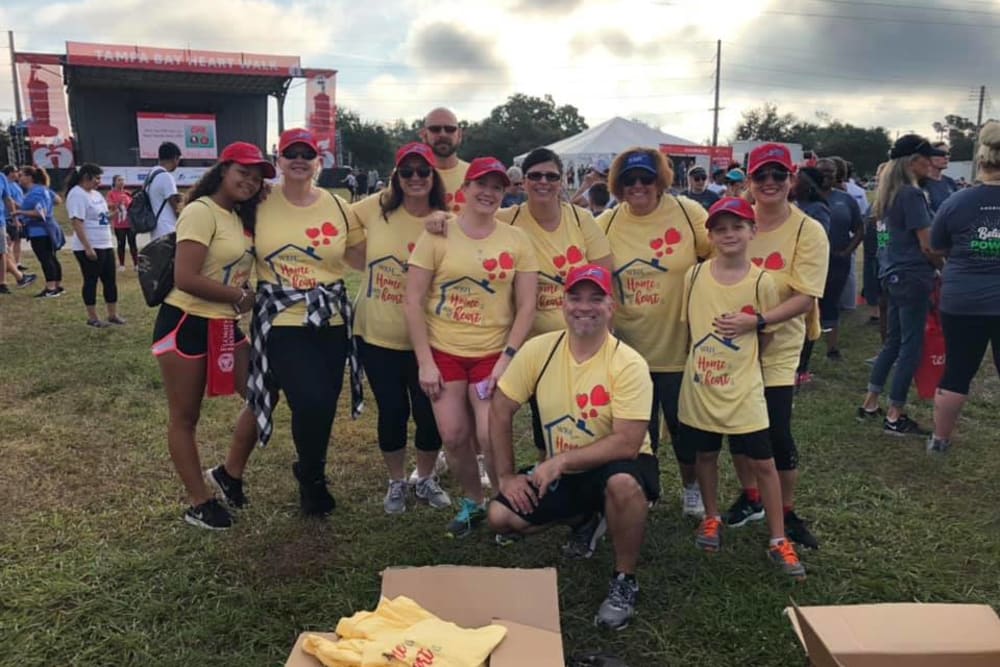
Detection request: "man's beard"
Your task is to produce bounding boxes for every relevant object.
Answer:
[431,140,458,158]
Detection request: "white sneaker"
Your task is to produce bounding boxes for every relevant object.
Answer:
[117,265,126,272]
[477,454,491,489]
[682,483,705,518]
[408,450,449,485]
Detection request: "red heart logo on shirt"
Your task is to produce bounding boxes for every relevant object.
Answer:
[306,227,320,239]
[566,245,584,263]
[664,228,682,245]
[499,252,514,270]
[764,252,785,270]
[553,255,567,268]
[590,384,610,406]
[407,242,415,253]
[751,257,764,267]
[576,393,589,409]
[455,190,466,203]
[650,238,664,250]
[741,305,756,315]
[321,221,338,237]
[483,258,498,271]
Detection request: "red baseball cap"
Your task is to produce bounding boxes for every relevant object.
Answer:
[706,196,755,228]
[464,156,510,186]
[278,127,319,153]
[747,143,795,175]
[395,142,437,168]
[565,264,613,295]
[219,142,276,179]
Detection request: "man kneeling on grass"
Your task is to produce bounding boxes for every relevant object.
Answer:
[487,264,657,631]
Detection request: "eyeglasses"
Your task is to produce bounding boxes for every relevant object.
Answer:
[426,125,458,134]
[398,166,432,179]
[750,168,790,184]
[525,171,561,182]
[282,148,317,160]
[620,171,656,187]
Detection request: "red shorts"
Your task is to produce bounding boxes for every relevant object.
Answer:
[431,348,501,383]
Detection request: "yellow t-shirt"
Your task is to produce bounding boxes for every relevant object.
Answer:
[408,219,538,356]
[749,205,830,386]
[498,331,654,459]
[678,261,780,434]
[163,197,254,319]
[350,193,443,350]
[496,202,612,337]
[254,187,364,327]
[437,158,471,215]
[598,195,711,372]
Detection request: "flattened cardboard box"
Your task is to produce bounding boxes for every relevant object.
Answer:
[286,566,564,667]
[785,601,1000,667]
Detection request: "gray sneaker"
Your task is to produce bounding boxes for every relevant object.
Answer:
[562,513,607,559]
[595,574,638,630]
[927,435,951,455]
[383,479,407,515]
[414,475,451,509]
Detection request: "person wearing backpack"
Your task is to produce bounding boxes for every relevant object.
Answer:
[148,142,183,240]
[151,142,272,530]
[16,166,63,297]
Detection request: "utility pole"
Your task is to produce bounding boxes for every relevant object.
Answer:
[711,39,721,147]
[972,85,985,182]
[8,31,23,122]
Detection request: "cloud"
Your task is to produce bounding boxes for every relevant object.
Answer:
[409,23,507,77]
[507,0,585,15]
[569,29,671,59]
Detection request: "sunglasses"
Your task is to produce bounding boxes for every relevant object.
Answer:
[398,166,432,179]
[751,168,790,184]
[426,125,458,134]
[525,171,561,183]
[621,171,656,187]
[690,175,707,181]
[282,148,317,160]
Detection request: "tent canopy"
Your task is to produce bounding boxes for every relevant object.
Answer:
[514,116,696,167]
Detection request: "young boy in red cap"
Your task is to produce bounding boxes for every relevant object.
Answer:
[678,197,806,580]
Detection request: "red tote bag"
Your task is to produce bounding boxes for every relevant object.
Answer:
[914,288,946,400]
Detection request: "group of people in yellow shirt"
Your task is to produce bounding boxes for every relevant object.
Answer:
[150,104,830,630]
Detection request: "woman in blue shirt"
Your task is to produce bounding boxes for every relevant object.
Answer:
[17,166,64,297]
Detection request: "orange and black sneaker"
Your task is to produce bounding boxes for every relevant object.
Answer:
[695,516,722,552]
[768,539,806,580]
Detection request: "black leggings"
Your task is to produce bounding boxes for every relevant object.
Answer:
[357,338,441,453]
[29,235,62,283]
[650,371,695,465]
[114,228,138,266]
[939,312,1000,395]
[267,325,347,482]
[765,385,797,471]
[73,248,118,306]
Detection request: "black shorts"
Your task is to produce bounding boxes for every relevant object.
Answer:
[494,454,660,526]
[678,421,772,460]
[151,302,246,358]
[6,222,21,241]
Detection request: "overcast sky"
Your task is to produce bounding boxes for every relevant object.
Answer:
[0,0,997,149]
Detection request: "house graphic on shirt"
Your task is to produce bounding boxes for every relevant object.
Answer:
[264,243,324,288]
[366,255,407,298]
[221,250,253,287]
[692,332,740,352]
[434,276,496,315]
[543,414,595,456]
[612,258,667,305]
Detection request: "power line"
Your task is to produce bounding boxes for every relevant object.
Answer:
[753,8,1000,28]
[724,62,974,90]
[799,0,1000,16]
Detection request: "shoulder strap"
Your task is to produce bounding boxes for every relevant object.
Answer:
[673,194,704,262]
[533,331,566,394]
[685,261,706,324]
[327,190,350,229]
[569,203,581,228]
[790,215,807,268]
[602,207,620,234]
[509,204,522,225]
[193,198,217,244]
[145,168,171,222]
[753,269,765,311]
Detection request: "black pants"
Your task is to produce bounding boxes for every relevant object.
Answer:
[114,228,138,266]
[73,248,117,306]
[29,235,62,283]
[939,312,1000,395]
[765,386,797,471]
[267,325,347,481]
[819,254,852,328]
[357,338,441,453]
[650,371,695,465]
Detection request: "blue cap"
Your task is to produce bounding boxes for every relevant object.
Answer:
[725,168,745,183]
[621,152,657,175]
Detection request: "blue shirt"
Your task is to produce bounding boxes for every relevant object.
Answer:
[826,189,862,253]
[797,199,831,233]
[922,175,958,213]
[879,184,933,279]
[931,185,1000,316]
[680,188,720,211]
[21,184,53,239]
[4,180,24,222]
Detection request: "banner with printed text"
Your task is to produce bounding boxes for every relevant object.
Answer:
[15,54,75,168]
[305,69,337,168]
[137,112,218,160]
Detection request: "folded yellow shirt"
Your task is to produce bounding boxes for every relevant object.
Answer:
[336,596,437,640]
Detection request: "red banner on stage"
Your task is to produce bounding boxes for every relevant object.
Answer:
[14,56,75,168]
[660,144,733,169]
[305,70,338,168]
[65,41,302,77]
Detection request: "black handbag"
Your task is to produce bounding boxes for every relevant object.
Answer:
[136,232,177,307]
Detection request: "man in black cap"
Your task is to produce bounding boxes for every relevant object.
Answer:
[681,165,720,211]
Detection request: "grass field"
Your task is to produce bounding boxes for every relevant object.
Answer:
[2,237,999,666]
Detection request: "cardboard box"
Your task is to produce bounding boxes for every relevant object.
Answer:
[786,601,1000,667]
[286,566,564,667]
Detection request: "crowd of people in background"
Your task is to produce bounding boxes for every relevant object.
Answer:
[5,107,999,632]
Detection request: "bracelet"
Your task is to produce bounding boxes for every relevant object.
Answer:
[232,288,250,314]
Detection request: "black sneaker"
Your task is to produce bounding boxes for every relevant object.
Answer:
[0,284,10,295]
[16,263,27,272]
[293,462,336,516]
[16,273,37,288]
[826,349,843,362]
[883,415,929,437]
[562,513,607,559]
[784,510,819,549]
[725,492,765,528]
[856,406,884,422]
[206,465,248,509]
[184,498,233,530]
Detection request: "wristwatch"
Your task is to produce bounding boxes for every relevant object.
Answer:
[503,345,518,358]
[755,312,767,332]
